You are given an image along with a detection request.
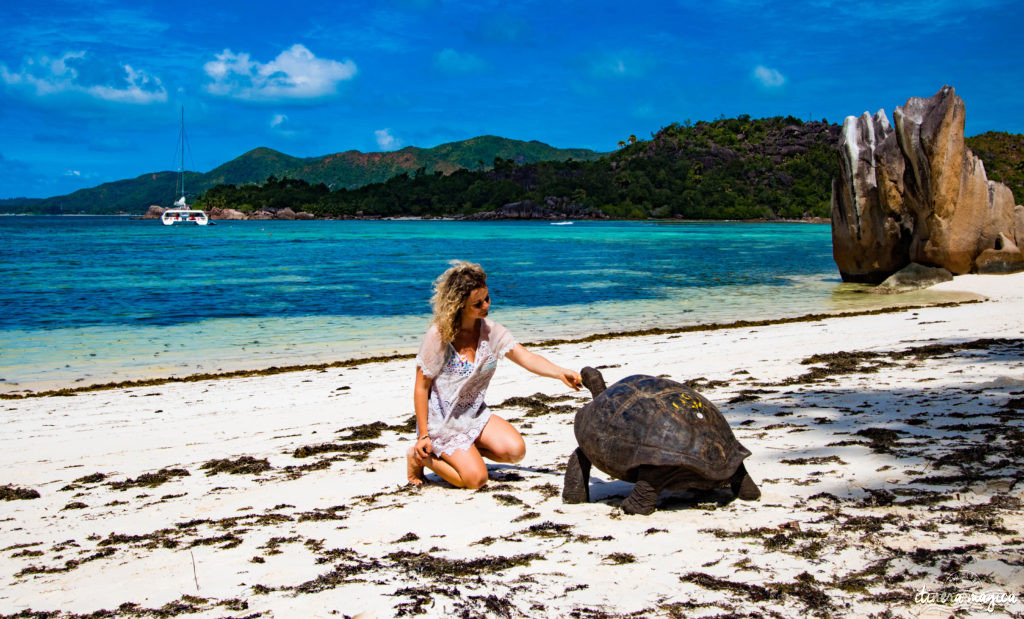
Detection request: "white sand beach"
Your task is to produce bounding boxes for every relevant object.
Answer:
[2,273,1023,618]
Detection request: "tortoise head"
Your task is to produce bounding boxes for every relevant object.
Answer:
[580,367,607,399]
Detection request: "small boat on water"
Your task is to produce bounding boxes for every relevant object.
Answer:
[161,197,209,226]
[551,221,574,226]
[162,107,209,226]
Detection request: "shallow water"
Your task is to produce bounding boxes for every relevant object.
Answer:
[0,216,976,392]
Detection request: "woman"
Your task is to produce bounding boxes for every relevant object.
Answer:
[407,260,581,488]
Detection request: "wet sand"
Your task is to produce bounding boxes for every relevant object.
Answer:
[1,273,1022,617]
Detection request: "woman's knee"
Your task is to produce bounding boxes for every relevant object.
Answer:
[462,466,489,489]
[505,438,526,464]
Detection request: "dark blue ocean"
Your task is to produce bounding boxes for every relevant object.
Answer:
[0,217,965,392]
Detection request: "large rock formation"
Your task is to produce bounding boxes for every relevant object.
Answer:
[465,197,607,220]
[870,262,953,294]
[832,86,1023,282]
[143,205,166,219]
[208,207,247,220]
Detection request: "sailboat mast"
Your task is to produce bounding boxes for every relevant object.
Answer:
[180,105,185,201]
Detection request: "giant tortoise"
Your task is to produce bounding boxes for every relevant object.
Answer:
[562,367,761,515]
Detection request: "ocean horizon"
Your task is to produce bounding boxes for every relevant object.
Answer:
[0,216,977,393]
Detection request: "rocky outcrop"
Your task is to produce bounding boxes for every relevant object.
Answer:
[466,197,607,220]
[208,207,247,220]
[275,207,296,220]
[870,262,953,294]
[832,86,1023,282]
[295,211,315,220]
[143,205,166,219]
[1015,205,1024,249]
[975,233,1024,274]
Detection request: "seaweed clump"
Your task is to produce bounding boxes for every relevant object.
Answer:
[109,468,190,490]
[490,393,578,417]
[292,441,383,460]
[386,550,544,584]
[337,420,413,440]
[1,485,41,500]
[681,571,833,614]
[74,473,107,484]
[780,456,847,466]
[200,456,272,476]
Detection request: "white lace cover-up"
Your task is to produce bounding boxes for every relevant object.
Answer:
[415,318,517,456]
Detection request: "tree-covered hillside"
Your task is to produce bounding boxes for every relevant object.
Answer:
[965,131,1024,201]
[7,122,1018,218]
[1,137,603,214]
[197,116,844,220]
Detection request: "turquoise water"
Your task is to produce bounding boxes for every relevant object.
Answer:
[0,216,972,392]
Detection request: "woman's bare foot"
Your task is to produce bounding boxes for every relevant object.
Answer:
[406,447,426,485]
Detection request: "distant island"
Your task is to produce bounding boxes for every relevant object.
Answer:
[3,118,1021,221]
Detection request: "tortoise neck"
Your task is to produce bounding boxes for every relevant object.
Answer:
[581,367,607,398]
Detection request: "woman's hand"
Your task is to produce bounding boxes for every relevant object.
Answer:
[559,368,583,391]
[414,436,433,461]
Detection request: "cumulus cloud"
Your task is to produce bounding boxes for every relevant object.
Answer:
[433,48,487,75]
[753,65,786,88]
[587,51,652,79]
[269,113,305,138]
[375,128,401,151]
[203,44,356,101]
[0,51,167,104]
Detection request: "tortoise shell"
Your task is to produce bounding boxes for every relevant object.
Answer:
[573,374,751,483]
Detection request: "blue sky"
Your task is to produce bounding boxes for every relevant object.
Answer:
[1,0,1021,199]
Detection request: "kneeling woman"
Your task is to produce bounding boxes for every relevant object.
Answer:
[407,261,581,488]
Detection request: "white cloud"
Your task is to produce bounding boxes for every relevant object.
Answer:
[64,170,81,177]
[0,51,167,104]
[375,128,401,151]
[753,65,786,88]
[203,44,357,101]
[586,51,652,79]
[433,49,486,75]
[269,113,304,138]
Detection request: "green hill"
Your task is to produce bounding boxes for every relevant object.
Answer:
[9,126,1018,217]
[203,147,311,187]
[965,131,1024,202]
[3,137,604,214]
[200,115,846,219]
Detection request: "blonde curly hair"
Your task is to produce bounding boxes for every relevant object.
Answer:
[431,260,488,343]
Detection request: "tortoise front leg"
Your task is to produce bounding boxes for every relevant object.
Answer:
[730,463,761,501]
[621,467,663,515]
[562,447,592,504]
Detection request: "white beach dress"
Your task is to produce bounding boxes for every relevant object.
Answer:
[415,318,517,456]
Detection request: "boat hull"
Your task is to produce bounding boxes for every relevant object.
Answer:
[161,209,209,226]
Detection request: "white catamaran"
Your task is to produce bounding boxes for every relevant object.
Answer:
[162,107,208,226]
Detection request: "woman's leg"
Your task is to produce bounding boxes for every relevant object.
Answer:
[474,415,526,464]
[409,444,489,489]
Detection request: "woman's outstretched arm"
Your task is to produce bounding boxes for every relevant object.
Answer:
[505,343,581,390]
[413,368,433,457]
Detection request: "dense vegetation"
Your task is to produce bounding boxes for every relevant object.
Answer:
[1,136,601,214]
[6,122,1020,220]
[965,131,1024,201]
[196,116,844,219]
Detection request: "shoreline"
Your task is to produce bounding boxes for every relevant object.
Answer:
[4,212,829,223]
[1,273,1022,616]
[0,299,981,399]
